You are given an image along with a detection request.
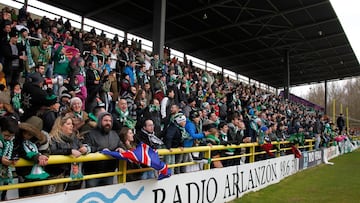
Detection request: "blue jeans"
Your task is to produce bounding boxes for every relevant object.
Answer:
[46,63,53,78]
[164,154,175,175]
[85,177,113,188]
[141,170,156,180]
[314,134,321,150]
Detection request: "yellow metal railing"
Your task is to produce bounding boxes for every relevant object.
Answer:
[1,138,354,192]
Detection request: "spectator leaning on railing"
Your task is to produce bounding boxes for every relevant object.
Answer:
[82,112,125,188]
[15,116,50,198]
[0,116,19,201]
[47,114,89,192]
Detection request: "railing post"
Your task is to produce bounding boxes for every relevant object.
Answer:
[249,144,255,163]
[276,142,281,157]
[309,140,313,151]
[118,160,127,183]
[204,147,211,170]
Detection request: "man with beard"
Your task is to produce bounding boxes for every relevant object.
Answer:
[82,112,125,188]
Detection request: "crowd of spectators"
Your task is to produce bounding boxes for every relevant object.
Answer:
[0,5,347,200]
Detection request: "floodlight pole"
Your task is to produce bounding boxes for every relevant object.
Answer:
[153,0,166,60]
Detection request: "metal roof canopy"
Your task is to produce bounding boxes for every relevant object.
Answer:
[38,0,360,88]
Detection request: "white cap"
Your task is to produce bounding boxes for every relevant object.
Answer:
[175,114,186,124]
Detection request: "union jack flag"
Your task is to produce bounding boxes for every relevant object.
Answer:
[101,142,171,180]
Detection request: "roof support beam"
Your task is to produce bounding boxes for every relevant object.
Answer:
[225,47,352,70]
[187,17,337,54]
[84,0,129,17]
[166,1,329,43]
[129,0,234,33]
[211,32,345,62]
[237,58,358,77]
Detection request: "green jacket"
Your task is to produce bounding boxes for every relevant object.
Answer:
[53,45,70,76]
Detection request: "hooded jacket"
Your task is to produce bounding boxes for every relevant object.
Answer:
[184,119,205,147]
[30,38,51,66]
[83,112,125,174]
[75,74,87,109]
[21,81,49,121]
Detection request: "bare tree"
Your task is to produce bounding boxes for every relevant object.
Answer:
[306,77,360,128]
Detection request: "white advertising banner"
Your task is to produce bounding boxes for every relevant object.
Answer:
[322,146,340,165]
[8,155,298,203]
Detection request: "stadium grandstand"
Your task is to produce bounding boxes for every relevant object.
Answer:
[279,90,324,112]
[0,0,359,202]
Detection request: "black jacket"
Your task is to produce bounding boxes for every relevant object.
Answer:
[21,83,49,121]
[164,122,183,149]
[135,129,163,149]
[1,42,24,75]
[47,134,83,176]
[141,107,162,136]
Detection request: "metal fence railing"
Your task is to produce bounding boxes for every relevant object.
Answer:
[2,137,359,193]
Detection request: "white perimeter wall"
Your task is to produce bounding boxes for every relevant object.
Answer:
[8,155,299,203]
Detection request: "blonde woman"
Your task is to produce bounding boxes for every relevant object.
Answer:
[46,114,89,192]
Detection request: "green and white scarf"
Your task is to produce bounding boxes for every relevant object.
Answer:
[115,107,136,129]
[74,111,83,119]
[0,137,14,184]
[116,106,129,122]
[92,69,100,81]
[186,80,191,95]
[148,104,160,113]
[12,93,21,110]
[36,46,48,66]
[258,130,266,145]
[0,109,7,117]
[88,112,97,122]
[23,140,39,160]
[174,122,191,141]
[23,140,49,180]
[206,134,220,145]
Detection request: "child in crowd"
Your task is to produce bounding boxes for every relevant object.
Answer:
[58,90,72,114]
[74,75,87,110]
